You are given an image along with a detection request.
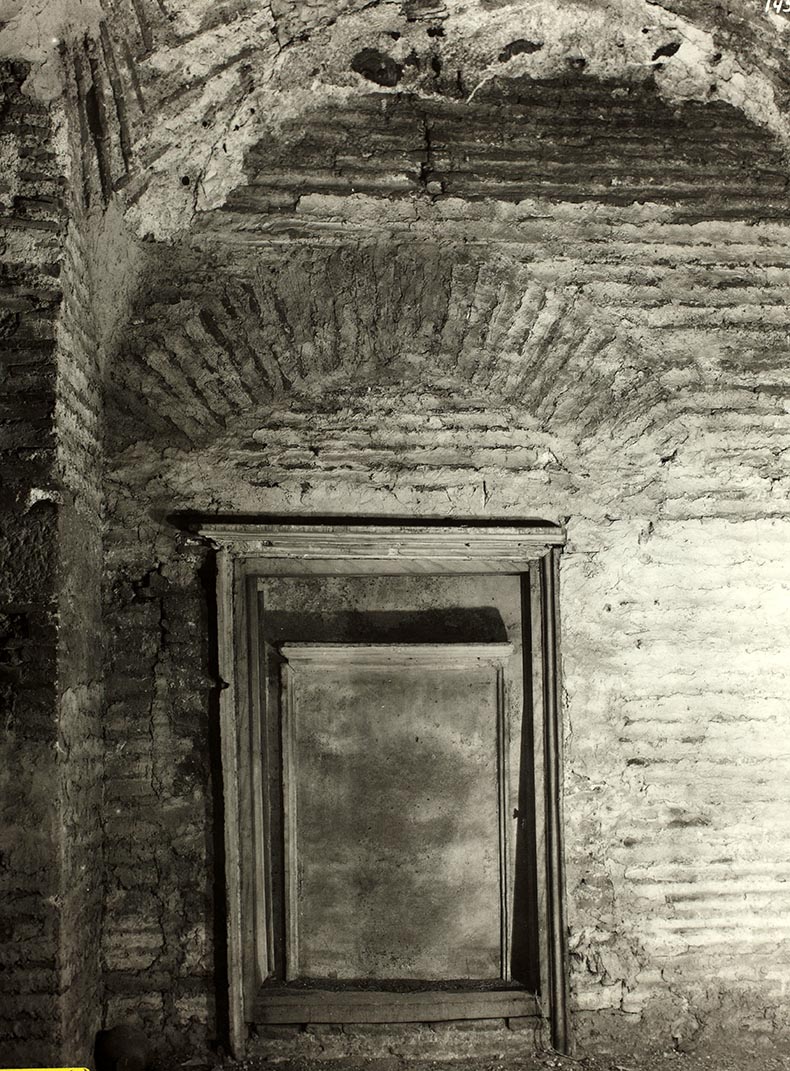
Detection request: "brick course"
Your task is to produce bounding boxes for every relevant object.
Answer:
[0,56,106,1067]
[101,181,790,1057]
[0,59,68,1067]
[3,0,790,1063]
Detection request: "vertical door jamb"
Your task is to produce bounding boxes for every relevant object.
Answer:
[216,549,246,1057]
[542,547,570,1053]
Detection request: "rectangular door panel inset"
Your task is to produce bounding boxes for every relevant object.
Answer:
[281,644,512,982]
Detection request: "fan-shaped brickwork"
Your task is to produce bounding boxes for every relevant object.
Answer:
[107,217,790,527]
[109,240,660,454]
[3,0,790,1063]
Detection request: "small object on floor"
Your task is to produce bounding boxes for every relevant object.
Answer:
[95,1023,152,1071]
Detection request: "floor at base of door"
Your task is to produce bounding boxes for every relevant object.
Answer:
[163,1046,790,1071]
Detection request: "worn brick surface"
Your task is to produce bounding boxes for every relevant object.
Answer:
[0,53,108,1067]
[102,183,790,1058]
[3,0,790,1065]
[0,59,67,1068]
[56,214,105,1059]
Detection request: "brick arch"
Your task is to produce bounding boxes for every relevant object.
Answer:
[110,242,667,437]
[2,2,790,1067]
[107,234,685,530]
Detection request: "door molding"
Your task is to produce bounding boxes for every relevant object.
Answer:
[198,521,569,1057]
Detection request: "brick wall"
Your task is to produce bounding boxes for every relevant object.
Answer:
[101,153,790,1058]
[54,211,106,1062]
[52,49,142,1054]
[101,503,218,1052]
[3,1,790,1061]
[564,516,790,1050]
[0,56,108,1066]
[0,59,69,1066]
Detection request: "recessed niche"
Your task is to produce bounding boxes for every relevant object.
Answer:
[200,522,568,1053]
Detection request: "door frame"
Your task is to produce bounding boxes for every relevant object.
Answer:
[198,520,569,1057]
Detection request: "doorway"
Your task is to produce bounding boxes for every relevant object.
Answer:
[260,573,526,989]
[199,521,568,1056]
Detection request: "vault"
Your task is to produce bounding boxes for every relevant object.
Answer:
[223,76,789,221]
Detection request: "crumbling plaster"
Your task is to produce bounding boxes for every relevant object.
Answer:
[96,198,790,1056]
[2,0,790,237]
[100,0,790,239]
[2,0,790,1063]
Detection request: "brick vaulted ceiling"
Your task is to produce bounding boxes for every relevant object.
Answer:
[221,77,789,222]
[5,0,785,521]
[4,0,788,236]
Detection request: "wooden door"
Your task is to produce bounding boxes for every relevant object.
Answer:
[258,574,535,998]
